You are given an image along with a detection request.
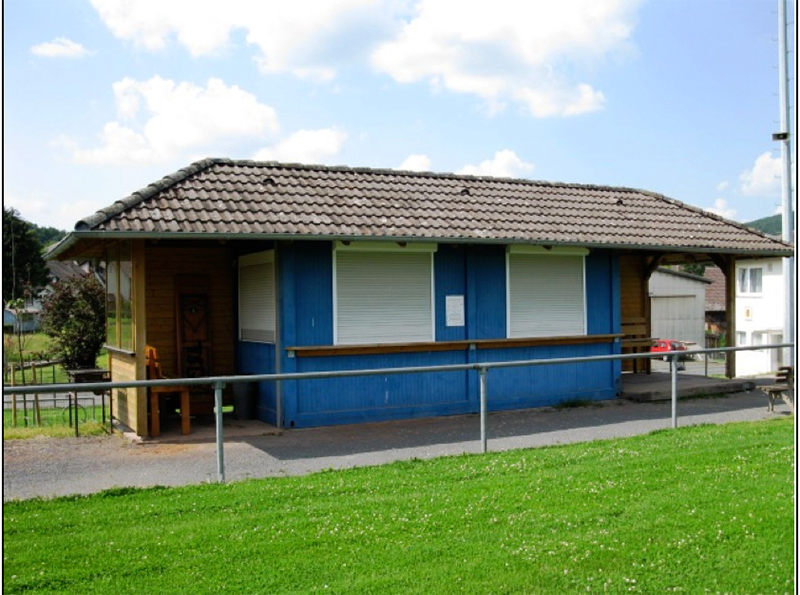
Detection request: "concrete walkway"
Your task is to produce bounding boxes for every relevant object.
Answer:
[3,382,793,502]
[620,371,754,401]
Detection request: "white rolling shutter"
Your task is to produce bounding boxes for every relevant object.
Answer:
[335,245,434,345]
[507,250,586,338]
[239,251,276,343]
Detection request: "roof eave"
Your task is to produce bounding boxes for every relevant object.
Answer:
[46,229,795,261]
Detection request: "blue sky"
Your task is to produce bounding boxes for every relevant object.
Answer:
[3,0,796,231]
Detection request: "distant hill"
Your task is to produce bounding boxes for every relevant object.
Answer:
[33,224,67,250]
[745,214,781,236]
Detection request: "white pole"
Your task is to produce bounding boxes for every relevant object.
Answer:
[671,355,678,429]
[777,0,795,365]
[215,383,226,483]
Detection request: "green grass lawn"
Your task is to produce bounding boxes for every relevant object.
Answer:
[3,418,794,595]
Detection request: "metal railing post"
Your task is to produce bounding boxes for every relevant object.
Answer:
[214,382,226,483]
[10,364,17,427]
[479,367,488,454]
[671,354,678,429]
[74,392,80,438]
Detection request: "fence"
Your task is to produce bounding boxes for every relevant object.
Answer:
[3,359,112,434]
[3,343,794,484]
[3,392,111,430]
[4,360,63,385]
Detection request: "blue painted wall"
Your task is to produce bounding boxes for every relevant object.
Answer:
[238,241,621,428]
[237,341,277,424]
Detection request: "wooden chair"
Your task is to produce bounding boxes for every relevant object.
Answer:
[762,366,794,413]
[620,317,654,374]
[146,345,191,437]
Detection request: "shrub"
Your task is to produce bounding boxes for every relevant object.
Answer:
[40,274,106,371]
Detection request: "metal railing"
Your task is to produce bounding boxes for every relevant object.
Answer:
[3,342,794,484]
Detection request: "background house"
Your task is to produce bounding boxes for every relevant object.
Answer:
[2,307,39,334]
[703,254,791,376]
[648,267,710,348]
[734,256,788,376]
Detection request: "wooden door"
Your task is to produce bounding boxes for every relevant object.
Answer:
[175,275,211,378]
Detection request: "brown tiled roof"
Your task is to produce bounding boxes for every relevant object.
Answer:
[74,158,792,255]
[46,260,87,282]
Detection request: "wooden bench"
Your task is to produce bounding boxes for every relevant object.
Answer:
[761,366,794,413]
[146,345,191,437]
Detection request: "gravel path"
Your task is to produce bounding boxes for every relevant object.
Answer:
[3,389,792,501]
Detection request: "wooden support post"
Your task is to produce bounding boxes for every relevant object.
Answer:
[150,390,160,437]
[711,254,736,379]
[180,390,191,435]
[724,257,736,379]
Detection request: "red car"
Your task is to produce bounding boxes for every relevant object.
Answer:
[650,339,689,361]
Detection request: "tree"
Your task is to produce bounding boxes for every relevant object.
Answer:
[40,274,106,371]
[6,297,33,384]
[34,225,67,250]
[680,263,706,277]
[745,214,782,236]
[3,208,49,304]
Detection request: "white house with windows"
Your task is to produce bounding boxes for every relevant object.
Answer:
[735,257,787,376]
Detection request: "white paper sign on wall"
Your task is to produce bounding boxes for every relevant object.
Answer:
[446,295,465,327]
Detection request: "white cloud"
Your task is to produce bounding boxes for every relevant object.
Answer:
[4,191,47,220]
[372,0,639,117]
[90,0,241,54]
[90,0,379,80]
[4,190,100,231]
[399,154,431,171]
[252,128,347,164]
[90,0,641,117]
[704,198,736,220]
[514,84,606,118]
[715,180,729,192]
[740,151,782,196]
[30,37,91,58]
[457,149,534,178]
[64,76,279,165]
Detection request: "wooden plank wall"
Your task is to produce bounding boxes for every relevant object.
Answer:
[145,243,236,378]
[109,352,146,435]
[620,254,647,325]
[619,254,650,372]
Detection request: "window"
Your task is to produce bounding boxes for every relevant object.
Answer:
[106,241,134,351]
[238,251,276,343]
[752,331,766,349]
[737,267,763,294]
[507,246,587,338]
[334,242,435,345]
